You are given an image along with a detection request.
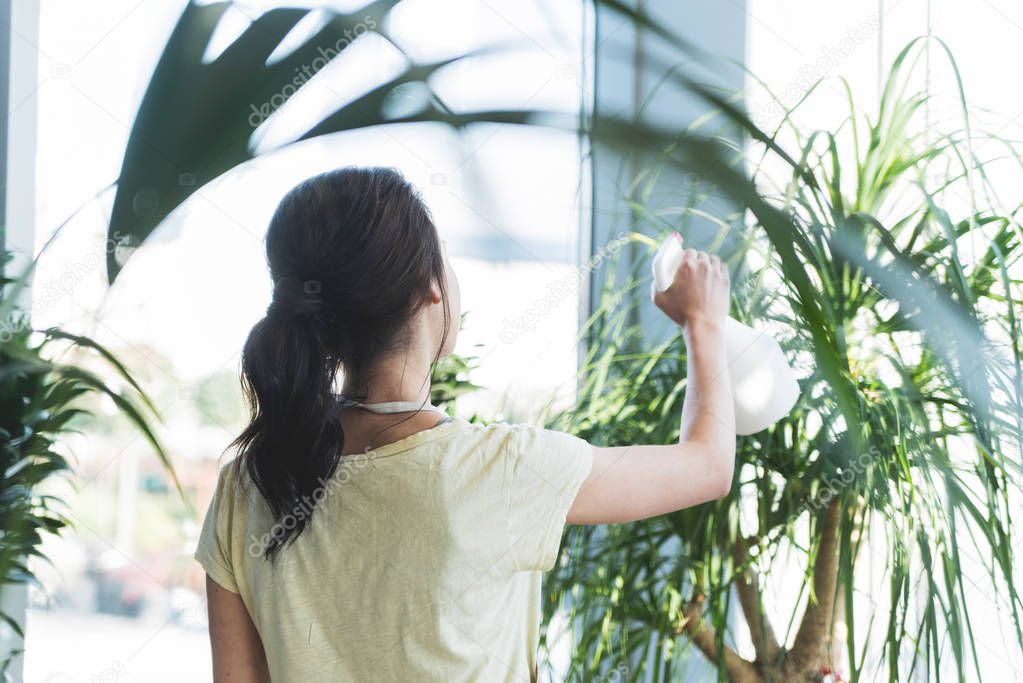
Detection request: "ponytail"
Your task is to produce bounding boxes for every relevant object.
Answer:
[232,277,343,558]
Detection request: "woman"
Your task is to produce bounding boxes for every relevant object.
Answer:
[196,166,735,682]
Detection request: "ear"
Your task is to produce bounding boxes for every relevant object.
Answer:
[427,278,443,305]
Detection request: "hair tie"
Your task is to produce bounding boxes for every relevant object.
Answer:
[270,277,323,317]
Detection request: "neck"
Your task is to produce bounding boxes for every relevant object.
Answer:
[342,348,434,405]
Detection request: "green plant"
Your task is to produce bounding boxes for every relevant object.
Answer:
[541,40,1023,682]
[431,352,482,412]
[0,256,177,667]
[104,0,554,284]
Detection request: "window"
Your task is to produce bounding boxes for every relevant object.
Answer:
[26,2,587,680]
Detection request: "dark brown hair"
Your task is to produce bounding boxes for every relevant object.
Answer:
[232,167,449,558]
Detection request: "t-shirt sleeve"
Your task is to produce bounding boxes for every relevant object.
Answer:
[194,460,241,593]
[503,424,594,573]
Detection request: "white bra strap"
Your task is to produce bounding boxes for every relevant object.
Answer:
[338,396,448,415]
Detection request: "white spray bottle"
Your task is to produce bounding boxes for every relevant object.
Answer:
[652,232,800,435]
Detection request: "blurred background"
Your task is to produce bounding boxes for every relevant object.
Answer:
[1,0,1022,681]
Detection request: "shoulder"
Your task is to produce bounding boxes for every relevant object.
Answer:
[461,421,592,469]
[447,418,517,446]
[208,456,259,510]
[456,419,589,444]
[214,456,244,490]
[438,420,540,470]
[451,419,553,450]
[506,422,591,453]
[455,419,559,437]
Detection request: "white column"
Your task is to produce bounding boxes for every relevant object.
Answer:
[589,0,748,335]
[3,0,38,270]
[0,1,40,681]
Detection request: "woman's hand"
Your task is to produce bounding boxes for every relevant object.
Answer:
[651,248,730,329]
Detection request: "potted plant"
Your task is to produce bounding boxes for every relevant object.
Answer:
[0,255,176,674]
[541,40,1023,682]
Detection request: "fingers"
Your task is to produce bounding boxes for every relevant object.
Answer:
[681,248,715,269]
[681,249,705,267]
[692,251,725,271]
[709,253,727,277]
[671,247,727,286]
[677,249,729,292]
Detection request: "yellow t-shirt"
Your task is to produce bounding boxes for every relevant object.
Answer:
[194,417,593,682]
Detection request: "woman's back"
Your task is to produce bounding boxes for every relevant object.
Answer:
[197,418,592,682]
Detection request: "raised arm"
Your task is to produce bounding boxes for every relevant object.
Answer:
[567,248,736,525]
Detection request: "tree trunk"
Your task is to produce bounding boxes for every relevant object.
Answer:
[686,499,847,683]
[781,499,843,681]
